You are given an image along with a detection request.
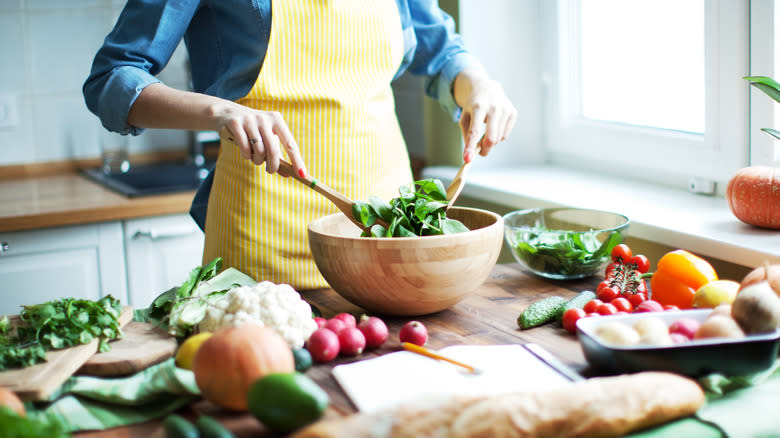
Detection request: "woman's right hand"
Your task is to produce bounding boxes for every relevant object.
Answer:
[127,83,308,177]
[216,103,308,178]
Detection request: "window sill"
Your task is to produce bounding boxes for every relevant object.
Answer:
[422,164,779,269]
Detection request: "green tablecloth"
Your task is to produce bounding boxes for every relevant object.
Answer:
[630,361,780,438]
[28,358,199,433]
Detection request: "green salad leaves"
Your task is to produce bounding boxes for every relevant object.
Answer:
[352,178,469,238]
[510,227,623,277]
[0,295,123,370]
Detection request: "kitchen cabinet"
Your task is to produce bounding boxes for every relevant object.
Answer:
[0,222,127,316]
[123,214,204,309]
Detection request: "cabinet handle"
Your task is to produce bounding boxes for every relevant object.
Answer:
[0,241,8,253]
[132,225,199,241]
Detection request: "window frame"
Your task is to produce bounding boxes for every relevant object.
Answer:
[541,0,750,192]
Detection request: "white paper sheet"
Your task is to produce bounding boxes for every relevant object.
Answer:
[332,344,574,412]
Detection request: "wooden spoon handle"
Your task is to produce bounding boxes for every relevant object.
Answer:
[218,129,368,230]
[445,146,481,209]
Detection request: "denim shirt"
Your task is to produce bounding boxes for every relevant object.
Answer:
[83,0,481,230]
[83,0,481,135]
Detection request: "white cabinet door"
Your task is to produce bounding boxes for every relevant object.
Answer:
[124,214,204,309]
[0,222,127,316]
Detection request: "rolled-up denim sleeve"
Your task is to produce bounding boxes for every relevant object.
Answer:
[404,0,483,121]
[83,0,198,134]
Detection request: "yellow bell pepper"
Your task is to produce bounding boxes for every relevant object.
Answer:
[649,249,718,309]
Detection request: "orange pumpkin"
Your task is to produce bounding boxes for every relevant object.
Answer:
[0,387,26,417]
[726,166,780,229]
[192,324,294,411]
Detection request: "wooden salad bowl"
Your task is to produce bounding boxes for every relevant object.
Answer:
[307,207,504,316]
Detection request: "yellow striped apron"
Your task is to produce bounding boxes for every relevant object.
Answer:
[203,0,412,289]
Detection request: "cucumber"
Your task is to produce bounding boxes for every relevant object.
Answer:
[196,415,234,438]
[163,414,199,438]
[517,296,567,329]
[556,290,597,322]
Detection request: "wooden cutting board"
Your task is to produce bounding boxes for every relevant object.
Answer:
[78,321,178,377]
[0,306,133,401]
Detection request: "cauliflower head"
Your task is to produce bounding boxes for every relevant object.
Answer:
[198,281,317,348]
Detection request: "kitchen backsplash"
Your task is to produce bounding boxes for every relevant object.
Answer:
[0,0,426,167]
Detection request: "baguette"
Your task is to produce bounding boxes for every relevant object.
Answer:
[291,371,705,438]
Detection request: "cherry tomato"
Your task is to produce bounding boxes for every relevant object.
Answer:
[596,280,612,293]
[597,286,620,303]
[585,312,601,318]
[627,292,647,308]
[628,254,650,273]
[562,308,586,334]
[604,262,620,278]
[663,304,681,311]
[610,244,633,263]
[583,299,603,314]
[610,297,633,313]
[596,302,618,316]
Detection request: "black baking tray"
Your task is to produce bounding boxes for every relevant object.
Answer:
[577,309,780,377]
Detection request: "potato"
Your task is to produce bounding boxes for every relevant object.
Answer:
[594,322,640,346]
[694,315,745,340]
[633,317,672,346]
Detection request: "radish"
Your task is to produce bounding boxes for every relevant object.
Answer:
[357,315,389,349]
[338,327,366,356]
[306,328,340,363]
[332,313,357,329]
[668,317,701,340]
[324,318,347,335]
[399,321,428,346]
[313,317,327,329]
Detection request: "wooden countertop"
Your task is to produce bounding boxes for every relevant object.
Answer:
[0,168,195,233]
[75,263,600,438]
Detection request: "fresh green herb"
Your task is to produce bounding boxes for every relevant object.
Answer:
[0,295,123,371]
[0,407,69,438]
[509,227,623,277]
[352,178,469,237]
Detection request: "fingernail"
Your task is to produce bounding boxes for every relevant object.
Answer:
[298,168,307,178]
[464,152,473,163]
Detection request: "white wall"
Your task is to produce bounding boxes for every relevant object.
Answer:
[0,0,189,166]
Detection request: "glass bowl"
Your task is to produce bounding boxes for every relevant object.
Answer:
[502,207,630,280]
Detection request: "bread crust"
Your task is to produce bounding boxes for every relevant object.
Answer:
[291,371,705,438]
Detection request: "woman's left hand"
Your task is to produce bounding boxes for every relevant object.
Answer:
[453,68,517,163]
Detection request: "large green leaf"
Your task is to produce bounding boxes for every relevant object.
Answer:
[744,76,780,104]
[761,128,780,142]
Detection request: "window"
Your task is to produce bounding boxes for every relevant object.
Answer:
[542,0,750,191]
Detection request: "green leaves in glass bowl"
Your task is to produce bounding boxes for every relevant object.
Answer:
[509,228,623,278]
[352,178,469,238]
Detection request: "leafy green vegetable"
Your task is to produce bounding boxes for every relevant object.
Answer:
[509,227,623,277]
[352,178,469,237]
[145,258,259,338]
[0,295,123,371]
[0,407,69,438]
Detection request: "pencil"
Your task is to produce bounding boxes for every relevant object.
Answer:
[401,342,481,374]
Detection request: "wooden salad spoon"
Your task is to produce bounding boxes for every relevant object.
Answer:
[219,129,386,231]
[445,146,480,211]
